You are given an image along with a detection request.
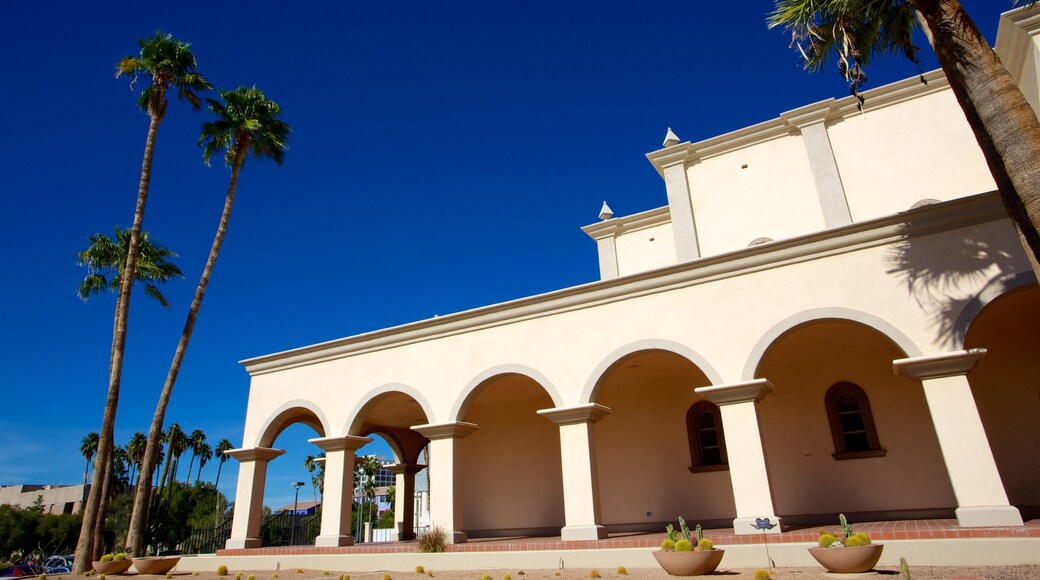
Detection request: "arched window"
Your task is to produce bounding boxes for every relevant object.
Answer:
[686,401,727,473]
[824,382,886,460]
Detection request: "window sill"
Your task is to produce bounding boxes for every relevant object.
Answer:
[688,464,729,473]
[832,449,887,461]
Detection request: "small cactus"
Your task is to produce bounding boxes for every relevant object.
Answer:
[665,524,678,543]
[845,532,872,547]
[678,517,692,542]
[217,565,228,576]
[382,575,391,580]
[753,570,772,580]
[615,567,627,575]
[192,573,200,577]
[554,573,561,577]
[660,539,676,551]
[165,574,172,580]
[900,557,911,579]
[426,573,433,578]
[98,575,105,580]
[695,524,703,542]
[839,513,853,541]
[674,539,693,552]
[503,575,511,580]
[249,575,256,580]
[415,567,424,574]
[696,538,713,551]
[113,554,127,562]
[273,574,279,579]
[339,575,350,580]
[482,575,492,580]
[323,573,330,577]
[588,572,600,579]
[235,574,242,580]
[100,555,114,563]
[818,531,838,548]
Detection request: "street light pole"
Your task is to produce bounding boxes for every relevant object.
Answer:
[291,481,305,545]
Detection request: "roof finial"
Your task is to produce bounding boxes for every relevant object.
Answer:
[663,127,680,147]
[599,201,614,221]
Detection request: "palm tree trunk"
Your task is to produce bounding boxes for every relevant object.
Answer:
[186,454,195,484]
[914,0,1040,277]
[73,109,161,574]
[127,141,247,555]
[92,449,114,559]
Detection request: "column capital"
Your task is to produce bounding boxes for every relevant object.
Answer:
[893,348,987,380]
[387,463,427,476]
[225,447,285,463]
[695,379,775,405]
[308,435,373,452]
[537,404,613,426]
[411,421,480,440]
[780,98,838,129]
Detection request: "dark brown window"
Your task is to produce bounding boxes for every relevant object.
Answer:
[825,382,886,460]
[687,401,728,472]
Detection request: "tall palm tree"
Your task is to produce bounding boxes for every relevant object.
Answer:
[126,432,146,498]
[128,86,290,554]
[77,228,183,307]
[194,442,212,484]
[80,432,99,486]
[184,428,206,483]
[76,32,209,572]
[767,1,1040,277]
[212,438,233,526]
[166,424,189,490]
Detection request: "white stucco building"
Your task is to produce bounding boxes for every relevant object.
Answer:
[224,8,1040,549]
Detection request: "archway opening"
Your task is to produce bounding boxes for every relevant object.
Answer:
[590,349,726,531]
[964,283,1040,518]
[755,319,953,524]
[457,373,563,537]
[260,419,325,547]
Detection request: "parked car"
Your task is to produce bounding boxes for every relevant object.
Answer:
[43,555,73,574]
[0,563,45,579]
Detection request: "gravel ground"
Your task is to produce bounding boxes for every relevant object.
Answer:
[150,564,1040,580]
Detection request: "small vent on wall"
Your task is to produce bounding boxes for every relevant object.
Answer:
[748,237,774,247]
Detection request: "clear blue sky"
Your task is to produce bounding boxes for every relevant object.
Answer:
[0,0,1010,510]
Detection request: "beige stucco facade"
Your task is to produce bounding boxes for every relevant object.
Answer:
[225,8,1040,549]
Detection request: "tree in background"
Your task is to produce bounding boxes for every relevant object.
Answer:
[184,429,207,484]
[127,86,289,554]
[75,32,209,572]
[80,433,99,486]
[768,0,1040,276]
[76,228,183,307]
[125,432,146,499]
[194,442,213,484]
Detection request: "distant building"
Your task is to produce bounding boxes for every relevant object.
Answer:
[274,499,321,515]
[0,484,88,515]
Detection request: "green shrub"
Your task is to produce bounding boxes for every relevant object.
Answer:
[217,565,229,576]
[846,532,872,547]
[100,555,114,563]
[659,539,675,551]
[418,526,448,553]
[674,539,693,552]
[615,567,626,575]
[753,570,772,580]
[818,532,838,548]
[696,538,713,551]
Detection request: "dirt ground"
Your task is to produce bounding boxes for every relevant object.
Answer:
[129,564,1040,580]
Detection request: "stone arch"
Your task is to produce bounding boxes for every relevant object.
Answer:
[254,399,330,448]
[949,271,1037,348]
[580,339,723,405]
[742,307,922,381]
[450,364,563,422]
[344,383,434,466]
[345,383,436,435]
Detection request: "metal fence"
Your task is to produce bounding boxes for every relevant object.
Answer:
[182,517,232,555]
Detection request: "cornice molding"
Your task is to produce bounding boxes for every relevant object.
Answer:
[411,422,480,440]
[225,447,286,463]
[581,206,670,240]
[241,191,1007,376]
[995,6,1040,83]
[386,463,427,475]
[307,435,373,452]
[646,71,950,176]
[537,404,613,425]
[893,348,987,381]
[696,379,774,405]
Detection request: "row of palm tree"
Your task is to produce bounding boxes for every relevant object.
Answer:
[74,30,289,571]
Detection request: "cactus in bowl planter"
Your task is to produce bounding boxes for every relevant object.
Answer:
[654,518,724,575]
[808,514,883,573]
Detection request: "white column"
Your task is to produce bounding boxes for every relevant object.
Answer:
[781,100,852,228]
[308,435,372,546]
[537,404,612,541]
[224,447,285,549]
[695,380,782,535]
[662,159,701,262]
[411,422,479,543]
[388,463,425,541]
[894,349,1023,527]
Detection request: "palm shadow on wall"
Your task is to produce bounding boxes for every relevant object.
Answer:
[886,212,1035,348]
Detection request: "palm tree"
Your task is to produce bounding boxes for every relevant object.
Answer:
[128,86,289,555]
[76,32,209,571]
[194,442,212,484]
[126,432,146,497]
[166,424,189,489]
[80,432,99,486]
[767,1,1040,278]
[184,428,206,484]
[212,438,233,526]
[303,455,319,506]
[77,228,183,307]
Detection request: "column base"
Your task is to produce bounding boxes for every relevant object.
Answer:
[561,524,608,541]
[955,506,1023,527]
[733,516,783,535]
[315,534,355,547]
[225,537,261,549]
[398,531,416,541]
[449,530,468,544]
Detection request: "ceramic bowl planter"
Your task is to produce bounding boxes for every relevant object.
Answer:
[653,549,725,576]
[808,544,884,573]
[131,556,181,575]
[91,560,133,575]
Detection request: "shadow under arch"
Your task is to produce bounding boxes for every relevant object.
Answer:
[580,339,723,405]
[255,399,330,448]
[947,271,1037,348]
[449,364,563,422]
[742,308,923,381]
[344,383,436,435]
[344,383,434,466]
